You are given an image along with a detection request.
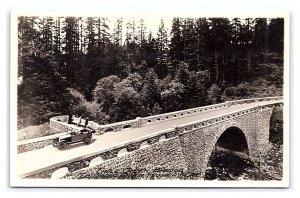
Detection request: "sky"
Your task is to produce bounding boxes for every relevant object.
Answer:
[109,16,173,39]
[107,16,173,45]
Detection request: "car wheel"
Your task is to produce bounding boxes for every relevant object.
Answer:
[83,137,91,145]
[58,141,67,150]
[53,139,58,147]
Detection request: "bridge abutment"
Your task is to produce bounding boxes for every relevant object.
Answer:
[248,108,274,166]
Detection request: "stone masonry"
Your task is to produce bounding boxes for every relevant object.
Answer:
[19,97,283,179]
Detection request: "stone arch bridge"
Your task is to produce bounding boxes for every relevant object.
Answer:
[15,96,284,179]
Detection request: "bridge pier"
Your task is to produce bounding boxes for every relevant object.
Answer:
[248,108,274,167]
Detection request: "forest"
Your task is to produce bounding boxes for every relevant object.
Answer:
[17,16,284,129]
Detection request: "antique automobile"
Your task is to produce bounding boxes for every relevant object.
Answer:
[52,127,95,150]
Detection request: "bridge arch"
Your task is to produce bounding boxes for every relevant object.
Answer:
[51,167,69,179]
[202,122,253,177]
[214,126,249,155]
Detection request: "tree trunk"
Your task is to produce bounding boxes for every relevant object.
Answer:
[247,50,251,72]
[214,50,219,83]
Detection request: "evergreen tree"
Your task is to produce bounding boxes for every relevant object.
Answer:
[17,16,284,128]
[18,16,71,128]
[207,18,232,83]
[182,18,198,71]
[61,17,81,83]
[268,18,284,52]
[194,18,210,72]
[112,18,123,46]
[169,17,184,74]
[142,68,160,109]
[143,31,157,68]
[156,19,169,79]
[254,18,268,53]
[241,18,255,73]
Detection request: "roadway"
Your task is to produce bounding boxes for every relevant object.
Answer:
[15,99,282,177]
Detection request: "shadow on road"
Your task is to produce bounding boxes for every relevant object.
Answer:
[56,139,97,151]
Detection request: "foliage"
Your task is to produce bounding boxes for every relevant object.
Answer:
[109,85,145,122]
[93,75,121,113]
[17,16,284,129]
[269,108,283,145]
[141,69,160,109]
[207,84,222,104]
[224,82,253,98]
[68,88,109,124]
[152,103,163,115]
[161,81,185,112]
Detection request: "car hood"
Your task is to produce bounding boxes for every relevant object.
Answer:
[59,134,71,139]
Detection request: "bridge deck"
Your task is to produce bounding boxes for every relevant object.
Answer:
[15,100,281,177]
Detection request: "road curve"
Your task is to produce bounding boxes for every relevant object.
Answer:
[16,100,282,177]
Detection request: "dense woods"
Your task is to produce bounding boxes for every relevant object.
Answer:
[17,16,284,129]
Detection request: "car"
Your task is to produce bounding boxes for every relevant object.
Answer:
[52,127,95,150]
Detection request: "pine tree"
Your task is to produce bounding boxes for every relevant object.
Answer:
[143,31,157,68]
[182,18,199,71]
[61,17,81,83]
[254,18,268,53]
[112,18,123,46]
[169,17,184,75]
[207,18,232,83]
[156,19,169,79]
[18,16,71,128]
[125,19,138,65]
[137,18,148,64]
[268,18,284,52]
[194,18,210,72]
[142,68,160,109]
[240,18,255,75]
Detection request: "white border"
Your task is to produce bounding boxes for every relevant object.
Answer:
[10,9,290,188]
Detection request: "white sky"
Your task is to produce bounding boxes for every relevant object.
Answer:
[109,16,173,38]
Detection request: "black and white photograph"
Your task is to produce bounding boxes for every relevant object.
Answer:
[10,10,289,187]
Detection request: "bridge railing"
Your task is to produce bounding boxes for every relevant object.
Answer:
[176,100,283,135]
[139,102,229,126]
[17,96,283,154]
[94,102,231,135]
[50,115,73,133]
[93,96,283,134]
[226,96,283,106]
[22,127,178,178]
[20,99,284,178]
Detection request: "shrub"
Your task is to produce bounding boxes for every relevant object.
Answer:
[207,84,222,104]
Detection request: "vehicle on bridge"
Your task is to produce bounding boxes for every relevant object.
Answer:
[53,127,95,150]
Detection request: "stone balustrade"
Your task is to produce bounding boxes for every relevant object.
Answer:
[177,100,283,135]
[23,127,176,179]
[226,96,283,106]
[50,115,72,132]
[140,102,229,126]
[95,117,142,135]
[91,96,283,134]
